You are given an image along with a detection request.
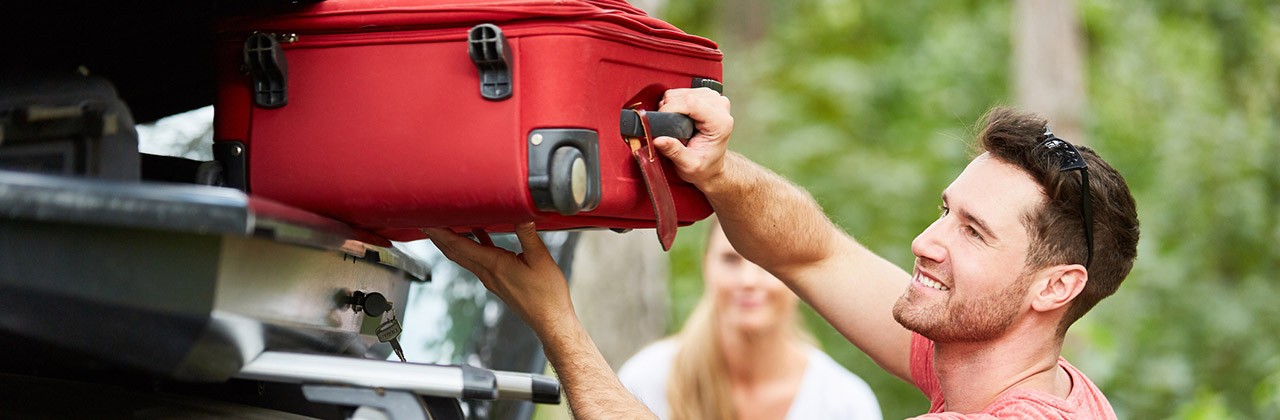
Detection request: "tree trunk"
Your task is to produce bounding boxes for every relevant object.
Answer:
[553,0,677,373]
[717,0,772,49]
[1014,0,1088,144]
[538,228,671,420]
[568,229,671,370]
[628,0,665,17]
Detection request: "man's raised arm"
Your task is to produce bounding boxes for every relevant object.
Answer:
[654,88,917,380]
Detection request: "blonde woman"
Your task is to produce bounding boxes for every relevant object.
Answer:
[618,219,882,420]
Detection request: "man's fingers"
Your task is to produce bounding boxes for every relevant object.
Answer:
[423,227,477,254]
[653,136,691,167]
[657,93,691,116]
[513,222,553,263]
[659,88,727,118]
[428,237,484,282]
[424,227,502,275]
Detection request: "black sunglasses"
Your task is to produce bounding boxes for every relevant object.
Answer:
[1038,127,1093,268]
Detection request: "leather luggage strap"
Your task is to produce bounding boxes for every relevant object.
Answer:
[471,228,494,247]
[625,109,678,251]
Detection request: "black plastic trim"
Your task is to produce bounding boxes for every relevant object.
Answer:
[468,24,514,100]
[212,141,247,192]
[244,33,288,108]
[530,374,562,405]
[459,365,499,400]
[619,110,695,141]
[527,129,600,215]
[691,77,724,94]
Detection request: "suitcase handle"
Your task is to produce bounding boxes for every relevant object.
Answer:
[619,110,694,143]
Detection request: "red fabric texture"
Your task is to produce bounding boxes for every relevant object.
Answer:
[213,0,721,241]
[908,333,1118,420]
[219,0,717,49]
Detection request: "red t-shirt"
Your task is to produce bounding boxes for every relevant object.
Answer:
[908,333,1117,419]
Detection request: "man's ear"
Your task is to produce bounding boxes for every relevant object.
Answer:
[1030,265,1088,313]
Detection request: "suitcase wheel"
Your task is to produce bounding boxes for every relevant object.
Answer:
[550,146,589,215]
[527,129,600,215]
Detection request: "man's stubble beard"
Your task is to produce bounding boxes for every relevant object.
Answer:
[892,272,1030,343]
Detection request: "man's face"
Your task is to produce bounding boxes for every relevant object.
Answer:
[892,153,1043,343]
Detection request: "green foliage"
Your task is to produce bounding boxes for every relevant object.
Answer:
[661,0,1280,418]
[1072,1,1280,418]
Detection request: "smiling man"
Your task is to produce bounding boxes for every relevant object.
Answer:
[425,91,1139,419]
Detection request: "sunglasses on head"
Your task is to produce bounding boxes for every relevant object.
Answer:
[1037,127,1093,268]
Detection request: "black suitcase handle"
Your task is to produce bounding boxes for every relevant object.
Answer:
[619,110,694,143]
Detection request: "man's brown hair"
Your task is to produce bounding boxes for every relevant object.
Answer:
[977,107,1140,332]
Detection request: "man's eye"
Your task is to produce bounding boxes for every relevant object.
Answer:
[965,225,983,240]
[938,205,949,217]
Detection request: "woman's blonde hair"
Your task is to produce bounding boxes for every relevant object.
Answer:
[667,295,734,420]
[664,217,811,420]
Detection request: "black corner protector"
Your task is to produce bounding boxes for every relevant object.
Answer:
[459,365,498,400]
[212,141,248,192]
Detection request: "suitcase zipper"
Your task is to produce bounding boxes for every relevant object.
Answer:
[265,23,720,59]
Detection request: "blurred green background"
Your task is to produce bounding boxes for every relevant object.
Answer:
[656,1,1280,419]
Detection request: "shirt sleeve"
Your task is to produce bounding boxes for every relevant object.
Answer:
[906,385,1076,419]
[908,403,1072,420]
[909,413,1001,420]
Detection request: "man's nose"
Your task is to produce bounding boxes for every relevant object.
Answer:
[911,219,947,264]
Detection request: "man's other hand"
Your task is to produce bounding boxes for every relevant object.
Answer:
[654,87,733,189]
[423,223,572,331]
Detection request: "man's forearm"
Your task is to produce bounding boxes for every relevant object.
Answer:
[538,314,657,420]
[698,151,846,274]
[697,152,916,379]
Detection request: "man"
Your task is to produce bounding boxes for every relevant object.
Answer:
[425,88,1139,419]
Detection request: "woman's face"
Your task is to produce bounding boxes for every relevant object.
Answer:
[703,226,799,335]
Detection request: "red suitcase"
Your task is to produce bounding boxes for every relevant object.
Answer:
[213,0,721,248]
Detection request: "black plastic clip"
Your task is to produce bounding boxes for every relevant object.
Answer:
[691,77,724,94]
[244,33,289,108]
[468,24,513,101]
